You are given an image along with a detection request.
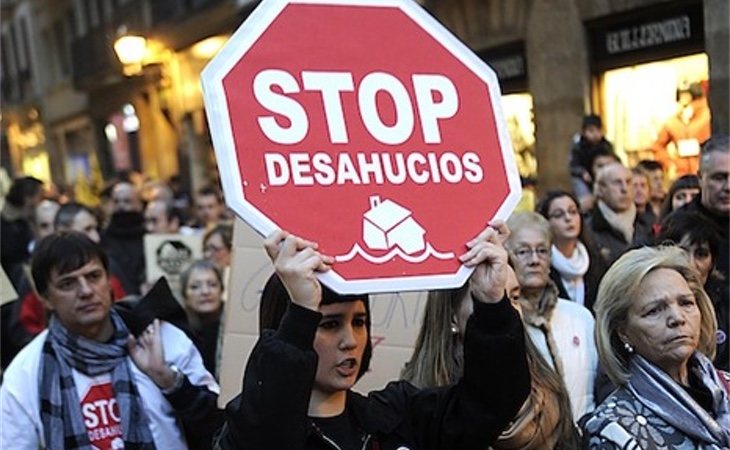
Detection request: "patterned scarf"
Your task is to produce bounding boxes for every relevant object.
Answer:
[518,282,565,379]
[40,309,156,449]
[628,353,730,448]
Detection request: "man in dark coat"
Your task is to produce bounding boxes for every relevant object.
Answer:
[587,163,653,270]
[101,181,146,294]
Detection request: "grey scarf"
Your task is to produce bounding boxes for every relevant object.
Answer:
[628,353,730,447]
[40,309,156,449]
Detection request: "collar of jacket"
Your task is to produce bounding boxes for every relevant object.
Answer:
[687,196,730,239]
[589,204,631,243]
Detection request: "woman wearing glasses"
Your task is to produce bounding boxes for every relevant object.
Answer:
[537,190,606,312]
[505,211,599,422]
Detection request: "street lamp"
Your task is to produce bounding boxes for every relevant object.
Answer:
[114,34,147,76]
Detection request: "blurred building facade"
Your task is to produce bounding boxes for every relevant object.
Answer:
[1,0,254,200]
[426,0,728,189]
[1,0,728,197]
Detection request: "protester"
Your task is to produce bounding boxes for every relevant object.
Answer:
[55,202,102,242]
[145,199,182,234]
[587,162,653,268]
[203,223,233,270]
[658,174,700,221]
[1,176,43,290]
[111,181,144,213]
[180,259,225,379]
[102,182,146,294]
[658,210,728,371]
[636,159,667,219]
[33,199,61,244]
[214,225,531,449]
[402,265,580,449]
[169,175,191,208]
[569,114,615,212]
[631,167,658,225]
[536,190,605,311]
[580,246,729,448]
[191,185,227,230]
[682,134,729,280]
[0,232,221,449]
[505,211,598,420]
[54,202,130,294]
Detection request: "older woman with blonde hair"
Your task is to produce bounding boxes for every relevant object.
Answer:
[581,246,730,449]
[504,211,598,422]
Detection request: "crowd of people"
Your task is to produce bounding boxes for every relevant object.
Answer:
[0,126,727,449]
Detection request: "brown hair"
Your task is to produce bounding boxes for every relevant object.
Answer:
[402,284,579,449]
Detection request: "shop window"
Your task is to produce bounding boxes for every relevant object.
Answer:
[599,53,709,178]
[501,93,536,179]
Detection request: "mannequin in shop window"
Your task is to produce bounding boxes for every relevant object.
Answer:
[651,82,711,178]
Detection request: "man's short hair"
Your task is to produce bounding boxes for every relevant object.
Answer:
[635,159,663,172]
[582,114,602,130]
[196,185,223,203]
[700,134,730,172]
[595,161,626,187]
[31,232,109,296]
[6,176,43,208]
[54,202,96,230]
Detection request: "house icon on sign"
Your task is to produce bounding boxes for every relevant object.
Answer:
[363,196,426,255]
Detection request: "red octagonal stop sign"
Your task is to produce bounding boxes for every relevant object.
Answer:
[202,0,521,294]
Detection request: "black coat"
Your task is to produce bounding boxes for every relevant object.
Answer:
[215,299,530,450]
[586,206,653,271]
[101,211,146,294]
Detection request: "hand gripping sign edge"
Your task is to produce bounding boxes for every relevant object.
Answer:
[201,0,522,294]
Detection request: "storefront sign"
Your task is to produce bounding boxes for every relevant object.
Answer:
[588,0,704,70]
[477,42,527,94]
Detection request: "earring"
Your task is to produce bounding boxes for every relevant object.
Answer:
[623,342,634,354]
[450,323,459,335]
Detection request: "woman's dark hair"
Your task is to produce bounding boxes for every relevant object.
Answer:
[204,223,233,250]
[259,273,372,379]
[659,174,700,220]
[657,210,720,265]
[535,189,592,245]
[6,176,43,208]
[180,259,224,298]
[31,231,109,296]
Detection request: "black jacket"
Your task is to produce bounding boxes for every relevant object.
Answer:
[586,205,653,270]
[101,211,146,294]
[215,298,530,450]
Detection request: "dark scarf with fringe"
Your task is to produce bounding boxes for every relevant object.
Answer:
[40,309,156,449]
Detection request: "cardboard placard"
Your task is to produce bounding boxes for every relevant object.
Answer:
[144,233,203,299]
[218,218,427,406]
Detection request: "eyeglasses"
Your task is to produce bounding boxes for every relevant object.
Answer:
[204,244,226,254]
[512,246,550,262]
[547,208,579,220]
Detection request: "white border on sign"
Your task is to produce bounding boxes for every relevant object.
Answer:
[201,0,521,294]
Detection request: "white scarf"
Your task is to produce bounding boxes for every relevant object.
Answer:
[597,200,637,243]
[551,242,589,305]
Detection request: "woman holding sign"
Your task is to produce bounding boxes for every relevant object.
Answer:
[214,223,530,449]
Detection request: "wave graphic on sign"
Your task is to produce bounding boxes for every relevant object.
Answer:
[335,242,454,264]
